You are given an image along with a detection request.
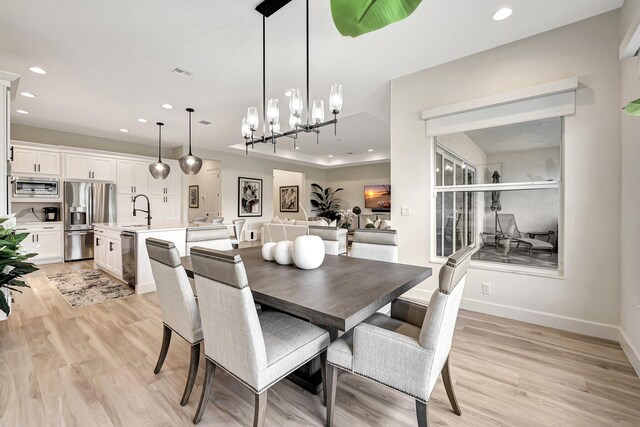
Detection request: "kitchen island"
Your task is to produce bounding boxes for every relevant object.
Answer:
[93,222,233,294]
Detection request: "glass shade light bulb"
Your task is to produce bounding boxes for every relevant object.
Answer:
[241,117,252,138]
[179,107,203,175]
[267,98,279,125]
[271,119,280,134]
[247,106,259,131]
[150,122,171,180]
[311,99,324,124]
[289,114,301,130]
[329,83,343,114]
[289,89,303,117]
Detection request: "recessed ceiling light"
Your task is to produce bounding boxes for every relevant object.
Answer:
[16,110,29,115]
[29,66,46,75]
[138,118,147,123]
[120,128,129,133]
[493,7,513,21]
[284,90,292,97]
[328,155,333,158]
[368,149,373,152]
[20,92,36,98]
[295,146,300,150]
[162,103,173,109]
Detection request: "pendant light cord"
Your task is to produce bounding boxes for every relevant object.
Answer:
[263,15,266,135]
[188,109,193,155]
[157,123,163,162]
[306,0,309,124]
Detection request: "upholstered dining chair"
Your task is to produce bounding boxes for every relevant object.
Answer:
[210,216,224,224]
[190,247,330,425]
[146,238,202,407]
[325,245,474,427]
[350,229,398,263]
[192,216,208,223]
[230,218,246,249]
[185,225,232,255]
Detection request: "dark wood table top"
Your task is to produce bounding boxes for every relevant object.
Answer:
[182,246,431,331]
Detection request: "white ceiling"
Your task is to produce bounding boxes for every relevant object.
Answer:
[0,0,621,167]
[465,117,562,154]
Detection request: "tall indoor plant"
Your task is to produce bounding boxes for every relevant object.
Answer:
[0,215,37,316]
[310,183,344,221]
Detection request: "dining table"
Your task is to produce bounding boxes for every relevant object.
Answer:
[181,246,432,394]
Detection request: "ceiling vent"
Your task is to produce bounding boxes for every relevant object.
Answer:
[198,120,212,125]
[171,66,194,77]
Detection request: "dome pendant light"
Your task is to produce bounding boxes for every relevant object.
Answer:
[179,107,203,175]
[149,122,171,180]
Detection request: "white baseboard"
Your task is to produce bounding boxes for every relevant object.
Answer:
[135,281,156,295]
[406,288,620,341]
[619,329,640,377]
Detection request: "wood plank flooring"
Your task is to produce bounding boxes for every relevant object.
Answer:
[1,261,638,426]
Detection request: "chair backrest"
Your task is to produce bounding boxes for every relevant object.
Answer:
[186,225,232,254]
[497,213,521,238]
[419,245,473,394]
[145,238,201,343]
[191,247,267,390]
[232,218,246,240]
[210,217,224,224]
[192,216,208,223]
[351,229,398,263]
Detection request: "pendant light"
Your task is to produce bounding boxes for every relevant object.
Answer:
[179,107,203,175]
[149,122,171,180]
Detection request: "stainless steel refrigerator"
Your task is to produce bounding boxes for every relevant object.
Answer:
[64,181,116,261]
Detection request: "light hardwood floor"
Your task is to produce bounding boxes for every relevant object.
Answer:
[1,261,638,426]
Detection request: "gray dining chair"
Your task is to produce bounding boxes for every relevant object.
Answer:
[146,238,202,407]
[185,225,232,255]
[230,218,246,249]
[192,216,208,223]
[309,226,348,255]
[325,246,473,427]
[190,247,330,425]
[350,229,398,263]
[210,216,224,224]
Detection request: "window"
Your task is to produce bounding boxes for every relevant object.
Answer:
[433,117,562,271]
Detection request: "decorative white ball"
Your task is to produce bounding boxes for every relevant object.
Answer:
[274,240,294,265]
[261,242,276,261]
[292,235,325,270]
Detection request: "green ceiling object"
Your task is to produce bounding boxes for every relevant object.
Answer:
[331,0,422,38]
[623,98,640,116]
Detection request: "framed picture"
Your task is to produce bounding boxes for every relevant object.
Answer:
[188,185,199,208]
[279,185,299,213]
[238,177,263,217]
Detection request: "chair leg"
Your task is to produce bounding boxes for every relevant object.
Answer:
[154,324,172,374]
[325,363,337,427]
[193,359,216,424]
[320,351,328,406]
[181,342,201,406]
[416,400,429,427]
[442,357,462,415]
[253,390,267,427]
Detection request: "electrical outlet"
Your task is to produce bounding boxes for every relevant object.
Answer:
[401,206,411,216]
[482,282,492,295]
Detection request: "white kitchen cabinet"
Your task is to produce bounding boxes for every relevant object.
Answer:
[94,232,106,266]
[150,194,180,224]
[64,153,115,181]
[15,223,64,264]
[151,162,180,195]
[117,194,149,225]
[11,147,61,176]
[117,160,150,195]
[93,228,123,280]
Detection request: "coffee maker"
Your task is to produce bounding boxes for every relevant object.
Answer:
[43,207,59,222]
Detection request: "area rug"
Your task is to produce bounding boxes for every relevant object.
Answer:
[47,269,134,308]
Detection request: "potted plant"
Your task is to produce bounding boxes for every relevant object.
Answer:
[310,183,344,221]
[0,215,38,317]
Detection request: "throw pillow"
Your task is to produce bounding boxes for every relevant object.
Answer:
[329,219,337,227]
[381,220,392,230]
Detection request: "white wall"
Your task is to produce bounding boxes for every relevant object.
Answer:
[619,0,640,374]
[186,159,221,220]
[391,11,622,339]
[273,169,305,220]
[325,162,391,216]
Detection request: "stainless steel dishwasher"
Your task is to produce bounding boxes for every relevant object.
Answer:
[121,231,136,286]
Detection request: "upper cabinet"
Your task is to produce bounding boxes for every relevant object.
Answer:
[116,160,150,195]
[151,161,180,195]
[11,147,61,176]
[64,153,116,181]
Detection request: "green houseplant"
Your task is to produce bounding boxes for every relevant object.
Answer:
[310,183,344,222]
[623,98,640,116]
[0,215,38,316]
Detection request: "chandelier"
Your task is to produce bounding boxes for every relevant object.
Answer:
[242,0,344,154]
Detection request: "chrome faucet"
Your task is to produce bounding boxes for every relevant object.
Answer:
[132,194,152,226]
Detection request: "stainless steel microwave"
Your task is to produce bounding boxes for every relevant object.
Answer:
[11,177,60,198]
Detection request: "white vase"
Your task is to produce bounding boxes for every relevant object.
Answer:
[262,242,276,261]
[274,240,294,265]
[292,235,325,270]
